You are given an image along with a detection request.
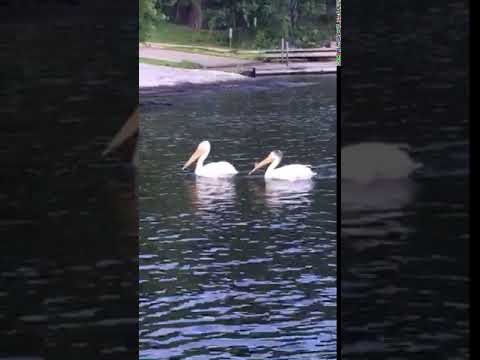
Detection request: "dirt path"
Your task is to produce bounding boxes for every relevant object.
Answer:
[139,46,257,69]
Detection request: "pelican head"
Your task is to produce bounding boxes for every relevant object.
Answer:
[249,150,283,175]
[183,140,211,170]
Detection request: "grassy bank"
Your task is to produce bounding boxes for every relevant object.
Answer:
[148,22,264,50]
[139,57,203,69]
[156,45,261,60]
[148,22,334,50]
[144,23,260,60]
[148,22,227,47]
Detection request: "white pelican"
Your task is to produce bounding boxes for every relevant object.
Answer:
[249,150,316,181]
[182,140,238,178]
[341,142,422,184]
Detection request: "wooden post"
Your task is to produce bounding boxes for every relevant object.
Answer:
[229,28,233,49]
[281,38,285,63]
[286,41,289,66]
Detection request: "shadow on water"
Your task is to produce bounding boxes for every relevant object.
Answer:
[341,7,469,354]
[341,120,469,358]
[139,75,336,359]
[1,6,138,358]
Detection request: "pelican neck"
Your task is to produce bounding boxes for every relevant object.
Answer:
[265,157,282,177]
[195,148,210,172]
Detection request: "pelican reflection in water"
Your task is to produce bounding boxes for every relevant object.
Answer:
[341,143,420,240]
[185,176,236,212]
[341,141,420,212]
[252,179,315,208]
[342,178,417,213]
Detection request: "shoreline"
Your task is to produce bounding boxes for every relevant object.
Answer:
[139,62,336,99]
[139,63,249,89]
[139,78,253,99]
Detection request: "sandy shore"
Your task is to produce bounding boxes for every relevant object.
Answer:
[139,63,248,88]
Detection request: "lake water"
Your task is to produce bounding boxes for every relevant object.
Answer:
[139,75,337,359]
[341,120,469,357]
[1,10,138,358]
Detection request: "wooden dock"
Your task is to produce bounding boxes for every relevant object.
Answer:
[263,52,336,62]
[261,47,336,63]
[264,47,335,54]
[241,63,336,77]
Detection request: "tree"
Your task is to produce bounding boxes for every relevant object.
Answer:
[145,0,337,47]
[189,0,202,30]
[139,0,157,41]
[167,0,203,31]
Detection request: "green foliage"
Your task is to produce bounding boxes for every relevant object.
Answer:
[204,7,229,31]
[142,0,337,48]
[254,30,271,48]
[139,0,159,42]
[148,22,227,46]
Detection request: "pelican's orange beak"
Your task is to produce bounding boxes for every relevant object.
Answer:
[102,108,139,157]
[249,154,273,175]
[183,148,204,170]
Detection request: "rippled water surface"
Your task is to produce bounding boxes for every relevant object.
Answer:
[139,76,337,359]
[341,124,469,358]
[339,1,469,357]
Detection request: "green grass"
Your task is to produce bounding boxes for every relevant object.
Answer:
[147,22,262,51]
[148,21,335,50]
[149,22,227,47]
[143,22,262,60]
[145,21,334,55]
[163,46,262,60]
[139,57,203,69]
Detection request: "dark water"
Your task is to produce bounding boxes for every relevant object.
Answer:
[1,7,138,358]
[341,136,469,359]
[341,139,469,359]
[341,1,469,357]
[341,119,469,359]
[139,76,337,359]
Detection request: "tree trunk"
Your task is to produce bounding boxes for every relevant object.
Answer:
[327,0,336,16]
[288,0,299,29]
[232,7,237,30]
[175,3,190,24]
[188,0,202,31]
[175,3,182,23]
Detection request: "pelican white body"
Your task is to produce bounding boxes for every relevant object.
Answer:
[250,150,316,181]
[341,142,421,184]
[183,140,238,178]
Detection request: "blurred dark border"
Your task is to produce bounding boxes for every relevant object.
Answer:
[0,1,138,358]
[341,1,469,359]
